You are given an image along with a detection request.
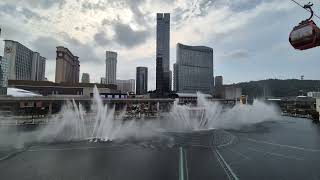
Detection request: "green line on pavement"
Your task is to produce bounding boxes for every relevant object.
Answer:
[179,147,185,180]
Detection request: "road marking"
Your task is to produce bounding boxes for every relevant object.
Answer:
[214,149,239,180]
[179,147,185,180]
[189,144,211,148]
[244,138,320,152]
[27,144,131,152]
[183,148,189,180]
[247,147,304,161]
[217,133,236,148]
[0,148,27,161]
[228,148,251,161]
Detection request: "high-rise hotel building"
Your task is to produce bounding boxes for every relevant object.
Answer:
[55,46,80,83]
[3,40,46,81]
[174,43,214,94]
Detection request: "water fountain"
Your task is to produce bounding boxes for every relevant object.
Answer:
[34,87,279,145]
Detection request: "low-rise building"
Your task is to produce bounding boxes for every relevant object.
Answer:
[214,85,242,99]
[116,79,135,93]
[224,86,242,99]
[100,77,106,84]
[307,92,320,98]
[8,80,117,97]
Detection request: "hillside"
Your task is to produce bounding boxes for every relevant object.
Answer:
[235,79,320,98]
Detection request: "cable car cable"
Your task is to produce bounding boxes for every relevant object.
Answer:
[289,0,320,20]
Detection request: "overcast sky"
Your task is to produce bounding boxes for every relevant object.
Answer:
[0,0,320,89]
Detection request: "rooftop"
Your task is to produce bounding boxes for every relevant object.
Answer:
[177,43,213,53]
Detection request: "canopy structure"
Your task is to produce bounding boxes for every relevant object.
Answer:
[7,88,42,97]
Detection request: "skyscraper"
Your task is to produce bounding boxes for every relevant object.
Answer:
[156,13,170,95]
[3,40,46,81]
[106,51,117,85]
[55,46,80,83]
[174,43,213,94]
[81,73,90,83]
[136,67,148,95]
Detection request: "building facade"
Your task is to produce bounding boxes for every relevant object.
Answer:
[215,76,223,87]
[32,52,46,81]
[81,73,90,83]
[136,67,148,95]
[214,76,224,98]
[8,80,117,97]
[224,86,242,99]
[308,92,320,99]
[116,79,135,93]
[156,13,170,95]
[3,40,46,81]
[106,51,117,85]
[0,56,8,87]
[174,43,213,94]
[55,46,80,83]
[0,56,8,95]
[100,77,106,84]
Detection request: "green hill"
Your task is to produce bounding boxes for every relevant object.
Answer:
[235,79,320,98]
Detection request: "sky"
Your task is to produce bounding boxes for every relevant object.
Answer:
[0,0,320,90]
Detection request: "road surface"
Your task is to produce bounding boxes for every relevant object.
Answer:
[1,117,320,180]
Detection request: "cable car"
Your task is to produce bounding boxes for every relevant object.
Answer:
[289,3,320,50]
[289,20,320,50]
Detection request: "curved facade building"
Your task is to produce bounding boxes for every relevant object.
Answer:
[174,43,213,94]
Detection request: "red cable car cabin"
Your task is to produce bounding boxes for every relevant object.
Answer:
[289,20,320,50]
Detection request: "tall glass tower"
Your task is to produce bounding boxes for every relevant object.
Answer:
[156,13,170,95]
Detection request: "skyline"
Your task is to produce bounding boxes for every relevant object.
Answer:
[0,0,320,90]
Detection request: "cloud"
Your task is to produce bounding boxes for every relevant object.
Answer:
[31,33,103,65]
[81,1,106,12]
[27,0,66,9]
[94,31,111,46]
[31,36,60,60]
[113,23,150,48]
[0,0,66,10]
[0,4,45,21]
[1,0,319,87]
[223,50,250,59]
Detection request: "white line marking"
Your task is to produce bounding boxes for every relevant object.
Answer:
[247,147,304,161]
[228,148,251,161]
[244,138,320,152]
[189,145,211,148]
[214,149,239,180]
[217,133,236,148]
[27,144,131,152]
[184,148,189,180]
